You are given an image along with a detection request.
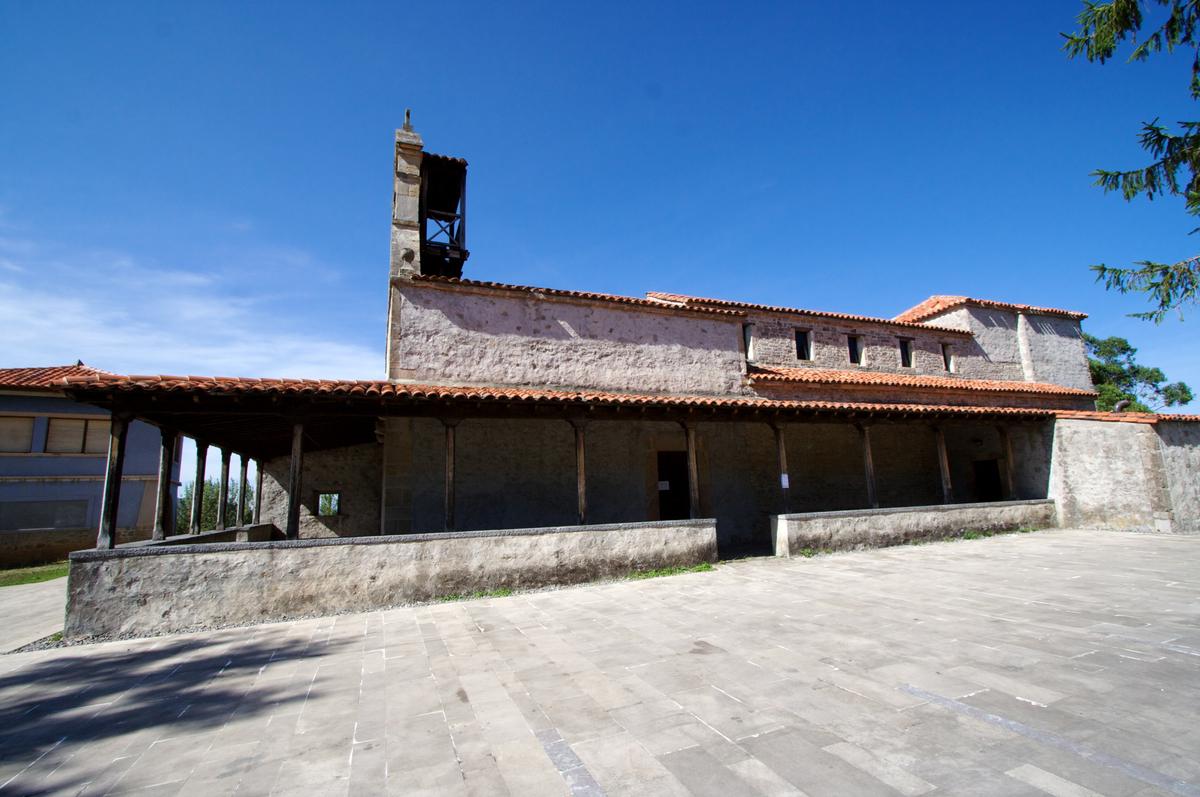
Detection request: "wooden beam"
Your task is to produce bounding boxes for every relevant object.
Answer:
[216,448,231,530]
[933,425,954,504]
[190,440,208,534]
[254,459,264,524]
[236,454,248,527]
[152,428,177,541]
[442,418,460,532]
[682,421,701,519]
[771,422,790,514]
[570,419,588,524]
[96,414,130,549]
[286,422,304,540]
[856,424,879,509]
[997,425,1017,499]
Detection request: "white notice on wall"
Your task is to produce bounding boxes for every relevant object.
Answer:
[657,480,670,491]
[781,474,790,489]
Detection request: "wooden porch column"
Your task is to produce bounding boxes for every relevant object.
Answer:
[286,423,304,540]
[570,419,588,525]
[190,440,208,534]
[682,420,701,519]
[253,459,264,524]
[771,422,790,514]
[442,418,460,532]
[152,428,177,541]
[997,425,1017,499]
[933,425,954,504]
[216,448,231,530]
[236,454,249,527]
[856,424,879,509]
[97,414,130,550]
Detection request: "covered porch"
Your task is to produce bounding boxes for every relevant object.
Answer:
[63,375,1057,556]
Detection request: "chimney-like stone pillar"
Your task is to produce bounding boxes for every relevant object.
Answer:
[390,120,424,278]
[387,116,424,379]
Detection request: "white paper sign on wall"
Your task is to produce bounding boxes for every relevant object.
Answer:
[657,481,670,491]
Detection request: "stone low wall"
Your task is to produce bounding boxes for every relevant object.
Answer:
[0,527,150,568]
[770,499,1056,556]
[65,519,718,639]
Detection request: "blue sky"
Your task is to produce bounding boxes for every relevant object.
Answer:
[1,1,1197,479]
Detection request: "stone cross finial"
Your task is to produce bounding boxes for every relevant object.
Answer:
[403,108,412,132]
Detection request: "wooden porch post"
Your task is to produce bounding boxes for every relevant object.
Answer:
[933,425,954,504]
[771,421,790,514]
[236,454,249,527]
[682,420,701,519]
[216,448,231,530]
[997,425,1017,499]
[253,459,264,524]
[190,440,208,534]
[570,419,588,525]
[152,428,177,541]
[856,424,879,509]
[442,418,460,532]
[97,414,130,550]
[286,422,304,540]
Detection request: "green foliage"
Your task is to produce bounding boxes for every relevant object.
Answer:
[437,587,515,602]
[627,562,715,579]
[1063,1,1200,320]
[0,560,68,587]
[1084,333,1193,410]
[175,477,255,533]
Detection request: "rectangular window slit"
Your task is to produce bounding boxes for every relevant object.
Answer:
[795,329,811,361]
[941,343,954,372]
[847,335,863,365]
[317,492,341,517]
[899,338,913,368]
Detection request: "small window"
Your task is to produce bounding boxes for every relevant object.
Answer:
[0,417,34,453]
[847,335,864,365]
[46,417,110,454]
[941,343,955,372]
[795,329,812,361]
[317,492,341,517]
[742,323,756,361]
[898,338,913,368]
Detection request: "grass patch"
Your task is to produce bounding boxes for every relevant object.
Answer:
[796,547,834,558]
[627,562,714,580]
[437,587,515,603]
[0,561,68,588]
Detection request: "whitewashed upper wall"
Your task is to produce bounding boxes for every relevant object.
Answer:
[390,280,748,395]
[922,307,1092,391]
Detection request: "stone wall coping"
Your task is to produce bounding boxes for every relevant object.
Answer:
[776,499,1055,522]
[69,518,718,562]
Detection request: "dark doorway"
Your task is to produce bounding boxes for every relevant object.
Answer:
[657,451,690,520]
[973,459,1003,502]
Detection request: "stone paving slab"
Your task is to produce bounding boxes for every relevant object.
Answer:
[1,529,1199,795]
[0,575,66,652]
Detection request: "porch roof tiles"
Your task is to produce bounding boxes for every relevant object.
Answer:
[749,365,1098,397]
[62,372,1055,419]
[0,362,109,392]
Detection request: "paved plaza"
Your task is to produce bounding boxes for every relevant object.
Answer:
[0,577,66,653]
[1,529,1198,796]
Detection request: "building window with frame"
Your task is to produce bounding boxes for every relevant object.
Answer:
[45,417,111,454]
[941,343,955,372]
[794,329,812,361]
[0,417,35,453]
[317,492,341,517]
[898,338,914,368]
[742,323,756,362]
[847,335,864,365]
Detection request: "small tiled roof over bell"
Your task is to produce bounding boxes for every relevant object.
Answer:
[749,366,1097,398]
[895,295,1088,323]
[0,362,108,392]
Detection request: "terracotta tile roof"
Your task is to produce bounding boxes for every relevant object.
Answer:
[644,292,970,335]
[410,275,745,317]
[61,372,1055,419]
[894,295,1088,323]
[0,363,109,392]
[1054,409,1200,423]
[749,365,1097,398]
[424,152,468,166]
